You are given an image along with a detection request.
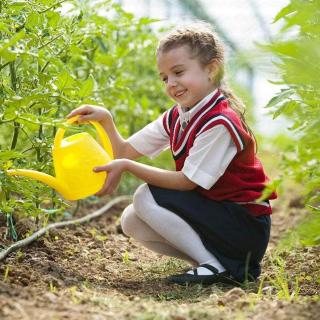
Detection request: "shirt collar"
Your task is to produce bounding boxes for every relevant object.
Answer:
[177,88,218,122]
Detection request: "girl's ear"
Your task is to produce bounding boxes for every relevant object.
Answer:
[206,60,219,80]
[207,61,222,83]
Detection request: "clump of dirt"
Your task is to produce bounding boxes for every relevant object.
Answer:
[0,195,319,320]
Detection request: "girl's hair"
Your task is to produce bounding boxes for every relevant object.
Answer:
[157,22,256,146]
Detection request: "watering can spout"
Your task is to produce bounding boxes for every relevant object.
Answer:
[7,169,71,199]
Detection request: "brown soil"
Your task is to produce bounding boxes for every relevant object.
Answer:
[0,195,319,320]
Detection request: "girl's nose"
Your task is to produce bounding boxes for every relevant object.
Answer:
[167,77,177,88]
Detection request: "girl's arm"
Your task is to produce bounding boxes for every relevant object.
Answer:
[67,105,142,160]
[99,117,143,160]
[94,159,197,196]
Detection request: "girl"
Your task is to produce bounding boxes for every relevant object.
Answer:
[67,23,277,285]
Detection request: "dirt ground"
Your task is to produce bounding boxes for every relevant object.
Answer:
[0,194,319,320]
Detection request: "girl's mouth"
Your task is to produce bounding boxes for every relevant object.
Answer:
[175,90,187,98]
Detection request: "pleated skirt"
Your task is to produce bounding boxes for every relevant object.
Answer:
[148,184,271,282]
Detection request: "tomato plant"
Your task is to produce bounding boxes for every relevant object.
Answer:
[0,0,168,237]
[264,0,320,210]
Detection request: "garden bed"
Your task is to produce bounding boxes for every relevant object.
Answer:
[0,195,319,319]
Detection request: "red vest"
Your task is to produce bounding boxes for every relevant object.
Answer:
[162,90,277,216]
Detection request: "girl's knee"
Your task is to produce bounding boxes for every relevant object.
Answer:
[133,183,153,216]
[120,204,137,237]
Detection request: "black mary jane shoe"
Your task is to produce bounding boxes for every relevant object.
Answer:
[167,264,236,285]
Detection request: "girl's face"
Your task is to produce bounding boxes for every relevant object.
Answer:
[157,45,216,109]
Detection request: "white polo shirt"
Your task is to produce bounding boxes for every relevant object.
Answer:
[128,90,237,190]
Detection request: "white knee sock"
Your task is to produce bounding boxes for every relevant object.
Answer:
[133,184,226,273]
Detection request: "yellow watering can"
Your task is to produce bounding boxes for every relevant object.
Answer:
[7,116,114,201]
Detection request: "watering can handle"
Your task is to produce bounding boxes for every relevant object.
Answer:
[54,115,114,159]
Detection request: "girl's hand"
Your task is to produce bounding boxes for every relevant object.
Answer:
[93,159,128,196]
[67,104,112,124]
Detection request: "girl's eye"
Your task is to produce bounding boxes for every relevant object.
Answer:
[161,77,168,83]
[176,71,183,75]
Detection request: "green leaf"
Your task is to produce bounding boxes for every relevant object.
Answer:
[46,11,61,28]
[272,100,298,119]
[273,3,296,23]
[0,49,17,62]
[25,12,44,29]
[0,22,10,34]
[265,89,294,109]
[0,150,25,161]
[138,17,160,25]
[78,75,94,98]
[0,30,26,52]
[54,70,75,91]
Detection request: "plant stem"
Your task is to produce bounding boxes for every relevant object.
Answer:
[9,61,17,91]
[38,33,63,50]
[0,61,11,71]
[39,0,68,14]
[20,127,37,150]
[73,200,81,216]
[37,108,43,161]
[10,122,20,150]
[40,61,50,73]
[9,61,20,150]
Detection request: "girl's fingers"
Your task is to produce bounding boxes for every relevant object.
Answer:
[95,178,108,196]
[93,164,110,172]
[66,105,92,118]
[94,169,120,196]
[95,178,113,196]
[76,114,93,123]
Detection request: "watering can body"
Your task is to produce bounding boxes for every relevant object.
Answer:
[8,116,114,201]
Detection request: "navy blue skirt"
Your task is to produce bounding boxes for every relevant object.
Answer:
[148,185,271,282]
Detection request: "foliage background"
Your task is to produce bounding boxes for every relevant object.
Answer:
[263,0,320,212]
[1,0,319,242]
[0,0,171,231]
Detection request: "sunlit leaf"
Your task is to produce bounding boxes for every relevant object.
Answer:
[78,75,94,98]
[0,150,25,161]
[273,3,296,23]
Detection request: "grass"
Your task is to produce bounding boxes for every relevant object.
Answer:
[259,211,320,302]
[262,257,301,301]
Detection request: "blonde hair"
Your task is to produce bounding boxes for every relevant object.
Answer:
[157,22,254,140]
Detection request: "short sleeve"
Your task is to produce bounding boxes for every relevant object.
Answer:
[182,125,237,190]
[127,114,170,159]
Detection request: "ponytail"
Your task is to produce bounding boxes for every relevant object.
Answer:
[219,81,257,152]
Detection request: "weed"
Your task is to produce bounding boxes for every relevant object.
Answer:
[88,227,108,241]
[3,265,9,282]
[156,284,209,302]
[265,255,301,301]
[15,249,25,260]
[69,286,81,304]
[122,250,131,265]
[49,281,56,293]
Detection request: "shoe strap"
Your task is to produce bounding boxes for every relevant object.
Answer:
[198,264,219,274]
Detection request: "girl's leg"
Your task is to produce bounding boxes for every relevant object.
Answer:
[121,204,197,264]
[132,184,226,275]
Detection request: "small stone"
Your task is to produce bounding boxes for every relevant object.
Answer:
[225,287,245,299]
[43,292,57,303]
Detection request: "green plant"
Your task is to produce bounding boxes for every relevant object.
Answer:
[0,0,168,238]
[264,255,301,301]
[122,250,130,265]
[263,0,320,211]
[3,265,10,281]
